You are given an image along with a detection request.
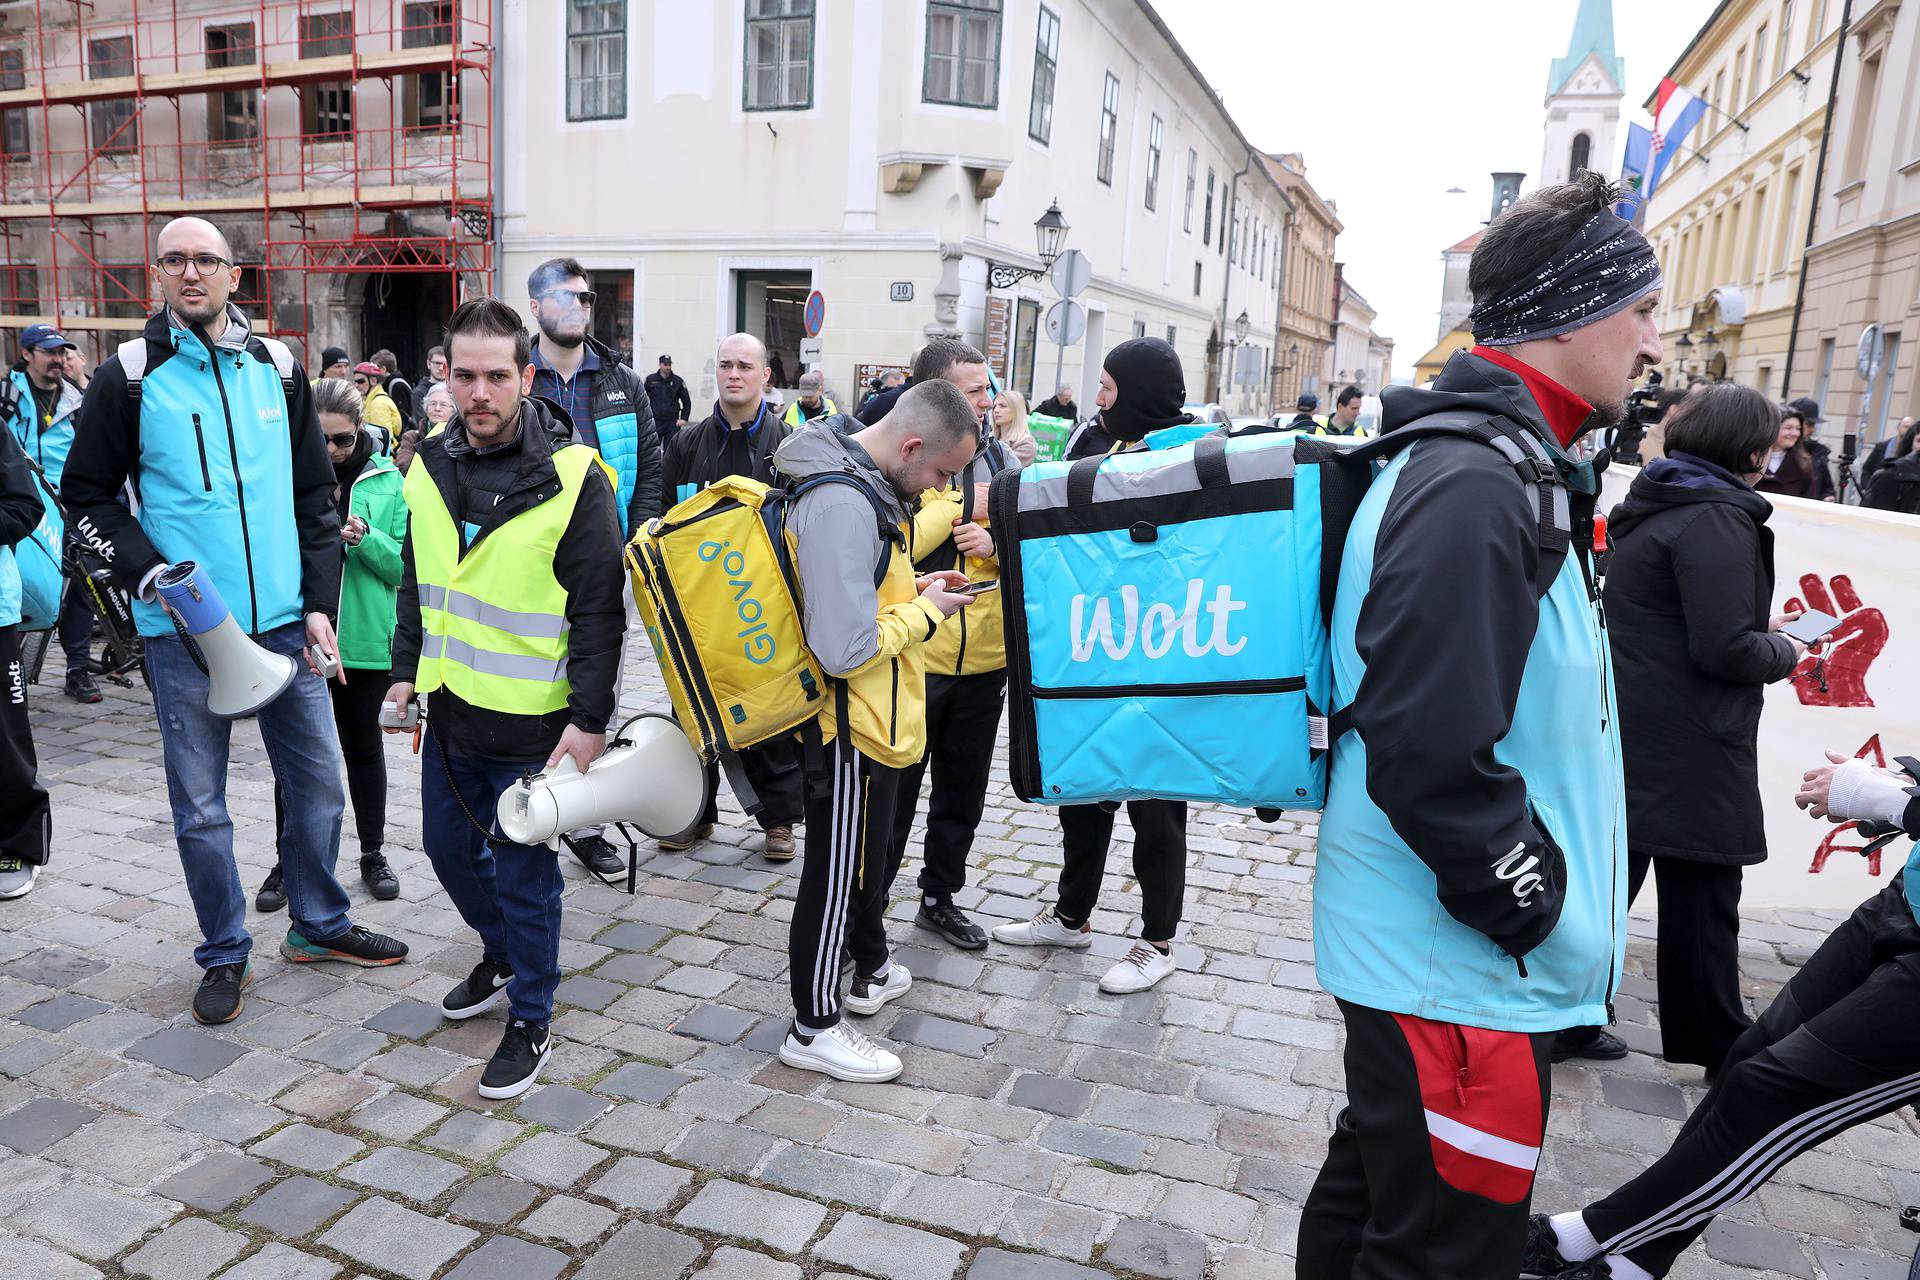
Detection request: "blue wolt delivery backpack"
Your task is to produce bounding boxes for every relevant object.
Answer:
[989,422,1571,813]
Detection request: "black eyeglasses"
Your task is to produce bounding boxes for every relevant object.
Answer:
[541,289,596,308]
[325,432,359,448]
[154,253,232,277]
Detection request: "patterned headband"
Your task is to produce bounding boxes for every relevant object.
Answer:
[1469,211,1663,347]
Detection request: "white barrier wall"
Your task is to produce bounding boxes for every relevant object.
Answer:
[1601,468,1920,908]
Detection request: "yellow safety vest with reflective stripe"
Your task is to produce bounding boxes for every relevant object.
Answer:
[404,443,596,716]
[780,396,837,429]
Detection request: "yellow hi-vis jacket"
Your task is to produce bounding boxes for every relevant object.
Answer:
[404,443,597,715]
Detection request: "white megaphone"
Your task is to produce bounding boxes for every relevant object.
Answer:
[495,713,708,851]
[154,561,298,719]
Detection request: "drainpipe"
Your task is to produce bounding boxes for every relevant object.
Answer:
[1782,0,1852,403]
[490,0,507,298]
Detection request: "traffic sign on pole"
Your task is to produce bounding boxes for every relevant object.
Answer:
[803,290,826,339]
[1044,299,1086,347]
[1050,250,1092,299]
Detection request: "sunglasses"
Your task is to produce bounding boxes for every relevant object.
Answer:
[541,289,596,308]
[326,431,359,448]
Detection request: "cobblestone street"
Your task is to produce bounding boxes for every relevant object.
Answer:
[1,646,1916,1280]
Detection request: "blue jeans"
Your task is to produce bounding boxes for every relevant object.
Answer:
[420,730,563,1024]
[146,622,352,969]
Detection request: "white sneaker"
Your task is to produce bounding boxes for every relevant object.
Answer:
[991,908,1093,948]
[1099,942,1177,994]
[779,1022,903,1083]
[0,856,39,900]
[843,964,912,1016]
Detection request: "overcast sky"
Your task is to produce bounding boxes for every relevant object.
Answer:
[1157,0,1721,372]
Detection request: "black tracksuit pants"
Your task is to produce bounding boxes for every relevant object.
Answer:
[789,731,900,1033]
[884,670,1005,903]
[1298,999,1554,1279]
[1628,848,1752,1070]
[1579,878,1920,1277]
[1053,798,1186,943]
[0,628,50,867]
[699,737,804,831]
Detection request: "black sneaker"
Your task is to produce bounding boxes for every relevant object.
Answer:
[63,669,101,704]
[478,1019,552,1100]
[254,865,286,913]
[360,852,399,901]
[1522,1214,1612,1277]
[564,831,625,877]
[442,957,513,1020]
[192,961,251,1025]
[1552,1028,1629,1063]
[915,899,988,950]
[281,924,409,967]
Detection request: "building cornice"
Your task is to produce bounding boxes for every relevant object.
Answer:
[1806,206,1920,261]
[500,231,941,254]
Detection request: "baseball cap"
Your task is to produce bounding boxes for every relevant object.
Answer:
[1296,391,1320,411]
[658,354,673,364]
[20,324,75,352]
[1786,396,1824,424]
[321,346,349,368]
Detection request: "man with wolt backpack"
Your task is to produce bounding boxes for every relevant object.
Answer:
[1297,172,1661,1278]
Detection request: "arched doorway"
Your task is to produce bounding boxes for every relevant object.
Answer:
[1569,132,1592,177]
[360,271,453,380]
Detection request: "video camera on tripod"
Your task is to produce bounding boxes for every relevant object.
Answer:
[1612,369,1665,466]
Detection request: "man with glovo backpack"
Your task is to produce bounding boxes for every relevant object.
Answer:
[384,298,626,1101]
[771,381,981,1083]
[1296,172,1661,1279]
[0,426,51,899]
[882,339,1006,951]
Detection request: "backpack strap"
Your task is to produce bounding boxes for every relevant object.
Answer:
[253,335,300,398]
[788,469,904,590]
[0,372,19,425]
[117,337,150,400]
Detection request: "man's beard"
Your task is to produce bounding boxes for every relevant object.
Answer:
[538,316,584,349]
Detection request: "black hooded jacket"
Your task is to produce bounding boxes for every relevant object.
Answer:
[1865,449,1920,515]
[1604,453,1798,864]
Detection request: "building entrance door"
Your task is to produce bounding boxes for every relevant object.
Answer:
[734,269,810,390]
[361,272,453,384]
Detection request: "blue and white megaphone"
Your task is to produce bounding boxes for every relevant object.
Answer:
[154,561,299,719]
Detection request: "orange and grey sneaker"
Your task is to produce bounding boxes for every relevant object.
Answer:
[280,925,409,967]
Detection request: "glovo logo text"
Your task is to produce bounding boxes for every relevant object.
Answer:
[1069,578,1247,662]
[699,539,776,665]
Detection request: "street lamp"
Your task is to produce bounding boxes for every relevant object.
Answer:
[988,199,1071,288]
[1675,332,1694,377]
[1234,310,1251,344]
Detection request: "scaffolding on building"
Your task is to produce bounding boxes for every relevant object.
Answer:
[0,0,493,364]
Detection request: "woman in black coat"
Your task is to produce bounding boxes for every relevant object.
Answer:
[1604,384,1807,1073]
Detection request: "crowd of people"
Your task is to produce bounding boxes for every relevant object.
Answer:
[0,184,1917,1277]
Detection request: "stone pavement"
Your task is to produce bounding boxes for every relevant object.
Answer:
[3,645,1918,1280]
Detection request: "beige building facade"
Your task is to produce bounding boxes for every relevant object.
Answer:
[1790,0,1920,449]
[1640,0,1848,408]
[1263,151,1340,408]
[498,0,1292,420]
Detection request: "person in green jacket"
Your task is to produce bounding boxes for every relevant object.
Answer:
[260,378,409,911]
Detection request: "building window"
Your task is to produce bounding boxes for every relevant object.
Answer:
[403,3,458,131]
[1809,0,1828,44]
[1775,165,1801,270]
[924,0,1001,109]
[1131,318,1147,339]
[1165,324,1176,347]
[1730,46,1745,110]
[1218,193,1228,257]
[1751,25,1768,93]
[1202,168,1215,245]
[1842,52,1881,183]
[1866,333,1902,442]
[0,266,37,312]
[100,263,146,319]
[0,50,28,159]
[1027,5,1058,143]
[1143,114,1162,210]
[89,37,137,154]
[1569,131,1591,175]
[567,0,627,121]
[1012,297,1039,398]
[1193,260,1202,297]
[1095,72,1118,185]
[586,268,635,362]
[1775,0,1795,77]
[300,13,353,139]
[1183,148,1197,232]
[1813,336,1835,407]
[1710,67,1725,114]
[745,0,814,111]
[204,24,259,144]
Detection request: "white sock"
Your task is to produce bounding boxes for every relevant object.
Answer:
[1603,1254,1655,1280]
[869,958,893,982]
[1551,1212,1601,1262]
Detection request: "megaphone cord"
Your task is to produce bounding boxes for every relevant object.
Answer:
[165,609,210,677]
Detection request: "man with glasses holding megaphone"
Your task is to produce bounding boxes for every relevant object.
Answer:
[62,217,410,1028]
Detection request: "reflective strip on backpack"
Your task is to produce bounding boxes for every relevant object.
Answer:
[420,633,570,685]
[418,584,570,641]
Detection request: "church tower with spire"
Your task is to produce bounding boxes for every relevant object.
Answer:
[1541,0,1624,187]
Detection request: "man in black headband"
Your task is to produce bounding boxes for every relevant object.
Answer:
[1297,172,1663,1279]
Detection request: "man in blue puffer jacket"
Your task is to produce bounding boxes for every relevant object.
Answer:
[525,255,664,879]
[1298,173,1665,1279]
[6,325,91,700]
[61,217,410,1027]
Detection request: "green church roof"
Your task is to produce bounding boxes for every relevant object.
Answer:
[1548,0,1624,96]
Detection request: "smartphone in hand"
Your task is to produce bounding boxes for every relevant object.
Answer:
[1780,609,1843,645]
[960,579,1000,594]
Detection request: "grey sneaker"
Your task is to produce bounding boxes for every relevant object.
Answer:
[0,855,40,900]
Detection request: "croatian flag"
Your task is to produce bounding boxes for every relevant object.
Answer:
[1616,123,1653,222]
[1644,78,1707,201]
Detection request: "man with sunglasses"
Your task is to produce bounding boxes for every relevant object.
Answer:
[525,256,663,879]
[62,216,410,1027]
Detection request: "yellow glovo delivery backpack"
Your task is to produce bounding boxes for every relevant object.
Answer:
[627,471,901,813]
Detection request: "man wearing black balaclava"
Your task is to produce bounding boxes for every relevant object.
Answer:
[992,337,1192,998]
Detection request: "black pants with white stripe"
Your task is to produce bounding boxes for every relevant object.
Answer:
[789,731,901,1033]
[1582,877,1920,1276]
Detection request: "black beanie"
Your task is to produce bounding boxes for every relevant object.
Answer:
[1099,337,1187,442]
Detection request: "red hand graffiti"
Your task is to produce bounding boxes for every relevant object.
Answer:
[1810,734,1888,876]
[1786,574,1888,708]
